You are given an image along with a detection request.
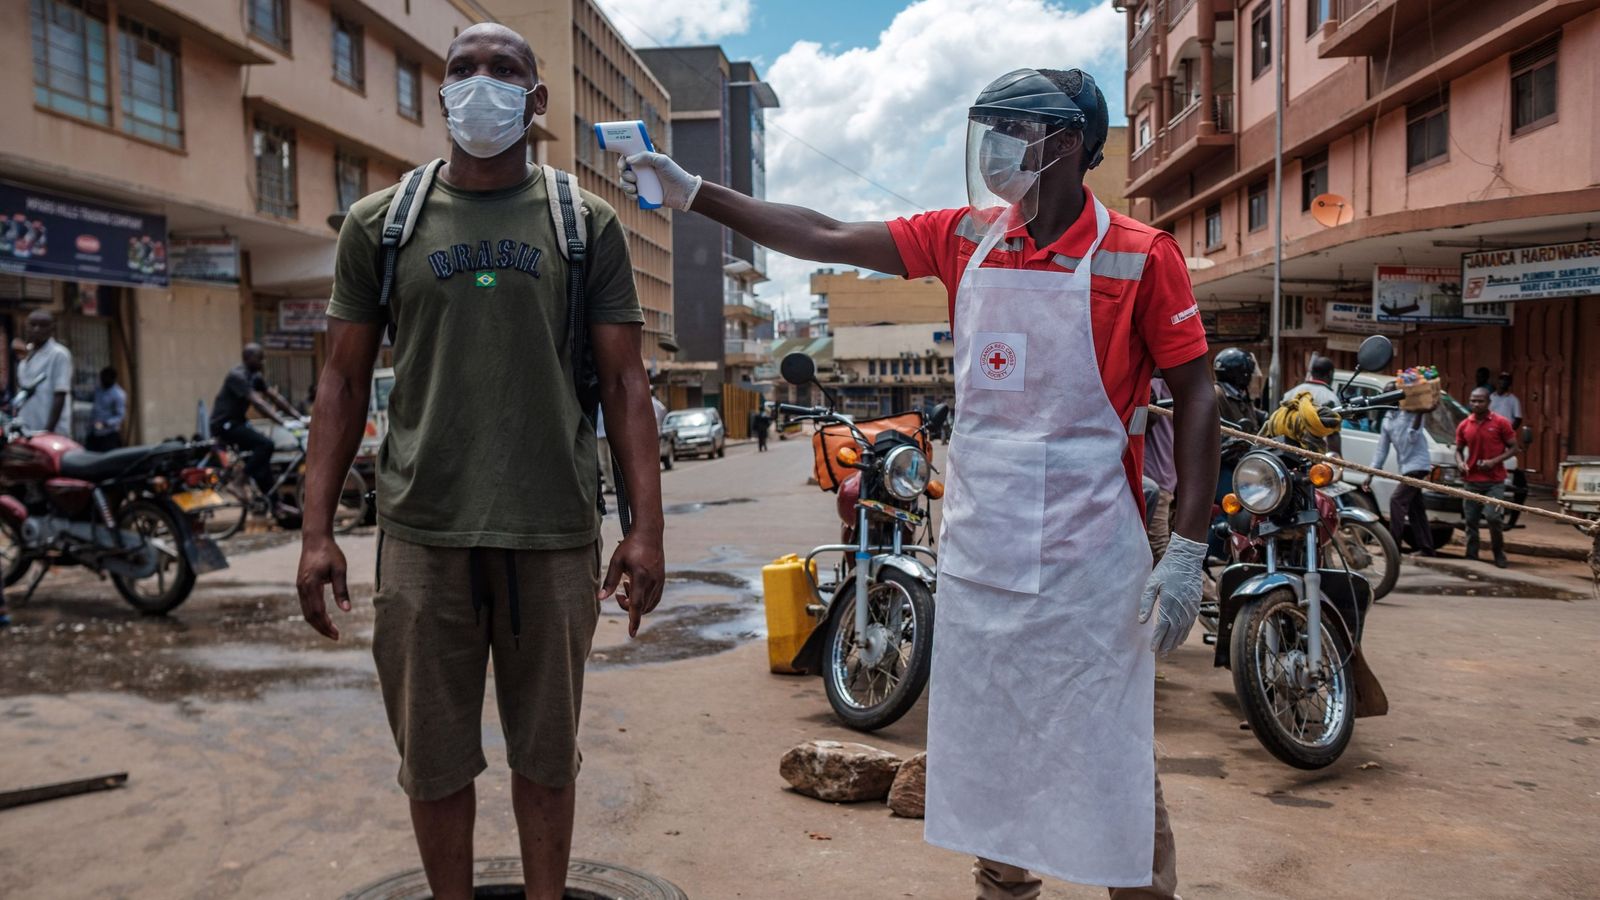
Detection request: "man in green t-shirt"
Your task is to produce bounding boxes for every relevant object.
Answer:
[295,23,665,900]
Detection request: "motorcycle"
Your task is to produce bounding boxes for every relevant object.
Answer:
[1318,480,1401,600]
[777,352,947,731]
[1208,335,1399,769]
[1,381,229,615]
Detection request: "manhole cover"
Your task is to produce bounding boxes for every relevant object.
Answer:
[341,857,687,900]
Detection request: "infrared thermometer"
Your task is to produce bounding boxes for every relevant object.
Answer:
[594,120,663,209]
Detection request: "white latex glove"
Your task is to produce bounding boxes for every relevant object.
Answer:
[1139,533,1205,656]
[618,152,702,212]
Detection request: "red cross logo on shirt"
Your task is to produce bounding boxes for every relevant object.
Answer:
[979,341,1016,381]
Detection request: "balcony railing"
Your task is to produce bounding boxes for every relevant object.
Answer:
[1334,0,1377,21]
[1164,92,1235,149]
[725,338,767,358]
[1129,140,1158,182]
[1129,17,1156,69]
[1167,0,1196,25]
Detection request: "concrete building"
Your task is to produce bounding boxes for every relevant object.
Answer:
[1087,124,1131,214]
[2,0,479,442]
[481,0,676,372]
[637,46,777,410]
[811,269,954,417]
[1119,0,1600,483]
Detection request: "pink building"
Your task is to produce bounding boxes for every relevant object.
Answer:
[1119,0,1600,482]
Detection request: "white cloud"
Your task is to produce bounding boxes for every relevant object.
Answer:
[753,0,1124,321]
[594,0,752,46]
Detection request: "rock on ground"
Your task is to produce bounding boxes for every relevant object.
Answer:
[887,751,926,818]
[780,740,902,803]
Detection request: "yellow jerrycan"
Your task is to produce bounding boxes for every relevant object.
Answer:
[761,554,819,674]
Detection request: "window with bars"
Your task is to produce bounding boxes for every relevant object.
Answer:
[396,56,421,121]
[332,13,363,90]
[117,17,182,147]
[1247,180,1269,233]
[1204,204,1223,250]
[1406,89,1449,171]
[1300,149,1328,212]
[1250,3,1272,80]
[30,0,111,126]
[335,150,366,212]
[1510,34,1558,135]
[250,0,289,51]
[253,120,297,218]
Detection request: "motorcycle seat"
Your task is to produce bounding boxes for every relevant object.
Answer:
[58,442,188,481]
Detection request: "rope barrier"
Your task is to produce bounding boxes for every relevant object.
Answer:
[1146,404,1600,580]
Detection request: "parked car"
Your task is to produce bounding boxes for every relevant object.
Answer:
[665,407,725,460]
[1333,369,1466,549]
[658,420,674,470]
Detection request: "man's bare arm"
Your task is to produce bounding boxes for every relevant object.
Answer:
[1165,356,1221,542]
[295,318,383,641]
[690,181,907,275]
[590,322,665,637]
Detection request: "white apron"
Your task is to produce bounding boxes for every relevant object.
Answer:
[924,198,1157,887]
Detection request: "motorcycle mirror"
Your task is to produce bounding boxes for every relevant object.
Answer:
[927,403,950,432]
[780,352,817,387]
[1355,335,1394,374]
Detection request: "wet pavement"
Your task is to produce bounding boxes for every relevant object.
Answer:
[2,439,1597,899]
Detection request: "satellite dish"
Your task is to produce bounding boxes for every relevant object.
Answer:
[1311,193,1354,228]
[1185,256,1217,271]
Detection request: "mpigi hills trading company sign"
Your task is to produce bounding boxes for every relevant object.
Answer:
[1462,239,1600,304]
[0,180,169,288]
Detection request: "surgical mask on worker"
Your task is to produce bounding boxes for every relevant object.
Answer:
[440,75,536,158]
[965,119,1067,238]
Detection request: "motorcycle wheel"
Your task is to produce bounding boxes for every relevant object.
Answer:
[202,473,251,540]
[1230,589,1354,769]
[1337,520,1400,600]
[822,567,934,732]
[111,500,197,615]
[296,467,369,535]
[0,517,33,587]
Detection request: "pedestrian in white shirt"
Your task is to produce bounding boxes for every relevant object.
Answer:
[15,310,73,435]
[1366,391,1437,555]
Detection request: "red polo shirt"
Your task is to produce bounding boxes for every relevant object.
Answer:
[1455,412,1516,483]
[887,188,1208,510]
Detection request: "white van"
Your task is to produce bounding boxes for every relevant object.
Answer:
[1333,370,1467,547]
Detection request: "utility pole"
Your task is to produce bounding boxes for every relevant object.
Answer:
[1269,0,1285,401]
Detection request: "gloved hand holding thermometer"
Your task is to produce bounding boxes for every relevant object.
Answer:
[595,121,701,211]
[1140,533,1205,656]
[614,146,702,213]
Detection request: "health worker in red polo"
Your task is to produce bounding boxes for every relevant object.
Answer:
[620,68,1220,900]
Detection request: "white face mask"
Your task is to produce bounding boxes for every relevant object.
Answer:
[440,75,535,158]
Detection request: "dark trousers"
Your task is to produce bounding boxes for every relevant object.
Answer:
[1506,469,1529,527]
[217,421,275,495]
[756,428,769,451]
[84,432,122,452]
[1389,471,1434,553]
[1463,481,1506,561]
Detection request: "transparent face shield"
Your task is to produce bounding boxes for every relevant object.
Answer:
[964,117,1062,239]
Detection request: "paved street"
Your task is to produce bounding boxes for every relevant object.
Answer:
[2,437,1597,899]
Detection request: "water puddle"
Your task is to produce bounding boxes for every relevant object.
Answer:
[1401,580,1584,601]
[662,497,756,516]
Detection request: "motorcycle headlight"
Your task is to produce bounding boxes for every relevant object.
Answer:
[1234,452,1289,514]
[883,445,931,501]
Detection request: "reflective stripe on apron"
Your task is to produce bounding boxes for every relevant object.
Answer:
[924,197,1158,887]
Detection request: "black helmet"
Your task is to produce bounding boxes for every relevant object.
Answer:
[1213,348,1255,390]
[970,68,1087,131]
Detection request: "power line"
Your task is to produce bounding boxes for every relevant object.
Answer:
[595,3,928,211]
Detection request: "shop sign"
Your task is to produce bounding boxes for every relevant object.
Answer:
[170,237,240,285]
[279,298,328,332]
[262,331,314,351]
[1324,299,1384,334]
[1374,265,1511,325]
[1462,240,1600,303]
[0,179,168,288]
[1202,307,1264,341]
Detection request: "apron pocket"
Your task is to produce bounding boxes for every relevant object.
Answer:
[939,432,1045,594]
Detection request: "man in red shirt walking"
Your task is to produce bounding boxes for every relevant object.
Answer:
[622,68,1218,899]
[1455,386,1520,568]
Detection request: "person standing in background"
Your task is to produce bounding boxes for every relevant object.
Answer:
[87,367,126,451]
[1489,372,1527,526]
[751,407,772,452]
[16,310,72,435]
[1367,388,1436,556]
[1456,386,1518,568]
[1144,377,1176,560]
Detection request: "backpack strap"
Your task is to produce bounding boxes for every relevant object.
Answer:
[377,158,444,339]
[543,165,631,537]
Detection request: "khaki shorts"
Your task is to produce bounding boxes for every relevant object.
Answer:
[372,532,601,801]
